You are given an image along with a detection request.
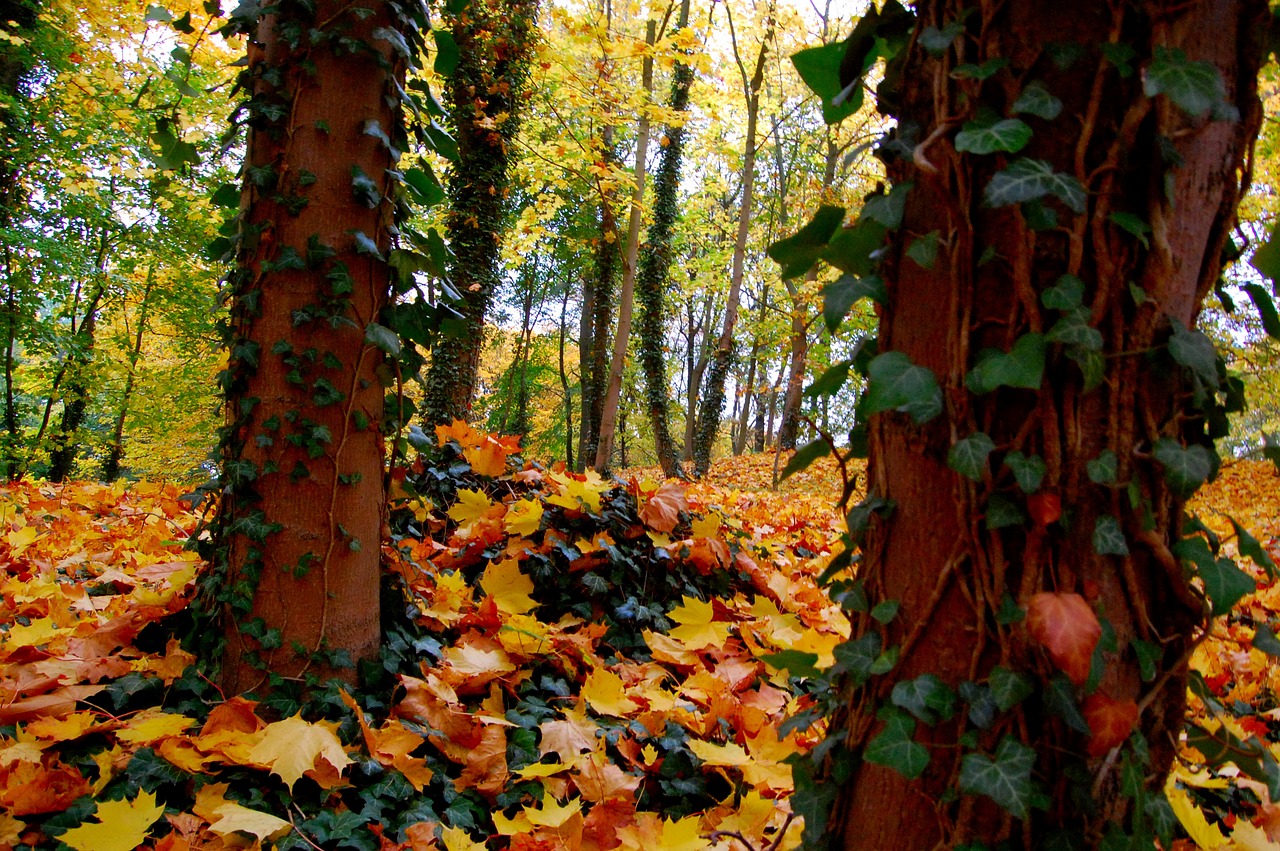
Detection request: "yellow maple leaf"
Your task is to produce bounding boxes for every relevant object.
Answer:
[207,800,291,841]
[464,434,519,477]
[582,668,639,717]
[447,489,495,525]
[525,794,582,828]
[59,789,165,851]
[0,812,23,846]
[441,824,487,851]
[686,738,750,767]
[667,596,731,650]
[115,711,195,744]
[248,714,352,792]
[480,558,538,615]
[546,470,607,514]
[504,497,544,537]
[436,418,481,449]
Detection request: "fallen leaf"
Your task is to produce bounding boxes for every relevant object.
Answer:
[59,789,164,851]
[248,713,352,791]
[640,482,687,534]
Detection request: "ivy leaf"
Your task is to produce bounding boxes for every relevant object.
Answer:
[1108,212,1150,248]
[952,57,1009,80]
[1027,592,1101,686]
[823,217,888,276]
[861,351,943,424]
[1047,309,1103,350]
[906,231,940,269]
[793,41,862,124]
[1242,283,1280,339]
[989,666,1034,711]
[805,360,851,398]
[402,165,446,209]
[891,673,957,724]
[1153,439,1213,497]
[1250,220,1280,282]
[364,323,401,357]
[1012,81,1063,120]
[1168,319,1219,388]
[1230,517,1276,578]
[1042,274,1085,310]
[966,333,1047,394]
[984,493,1026,529]
[767,205,845,279]
[1093,515,1130,556]
[1004,451,1045,493]
[1253,623,1280,657]
[1143,47,1226,117]
[1044,674,1091,733]
[955,117,1032,155]
[871,600,901,624]
[823,275,885,332]
[1199,557,1256,616]
[860,182,913,229]
[985,158,1086,214]
[919,20,964,56]
[781,438,831,481]
[352,231,385,261]
[864,707,930,779]
[760,650,822,679]
[433,29,460,75]
[948,432,995,481]
[1087,450,1118,485]
[959,736,1037,820]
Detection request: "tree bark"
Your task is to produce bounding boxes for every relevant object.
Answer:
[211,0,408,695]
[422,0,538,426]
[826,2,1266,847]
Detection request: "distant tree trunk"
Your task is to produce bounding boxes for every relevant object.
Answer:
[48,267,108,483]
[636,0,693,479]
[423,0,538,426]
[733,287,767,455]
[559,285,574,468]
[596,19,657,472]
[102,268,155,481]
[692,3,772,477]
[825,2,1265,847]
[775,276,808,451]
[682,293,711,462]
[579,138,619,469]
[210,0,409,695]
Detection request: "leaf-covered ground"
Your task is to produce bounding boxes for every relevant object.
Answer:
[0,435,1277,850]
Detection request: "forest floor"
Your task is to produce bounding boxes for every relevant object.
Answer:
[0,446,1277,850]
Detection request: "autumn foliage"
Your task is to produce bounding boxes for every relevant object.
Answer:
[1,434,1278,849]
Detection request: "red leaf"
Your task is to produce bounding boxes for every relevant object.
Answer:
[639,482,687,534]
[1083,693,1139,757]
[1027,492,1062,527]
[1026,592,1101,685]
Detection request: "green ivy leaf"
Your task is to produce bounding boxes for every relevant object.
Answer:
[966,333,1047,394]
[823,217,888,276]
[1231,518,1277,578]
[985,158,1086,214]
[364,323,401,357]
[1250,220,1280,282]
[432,29,460,75]
[1253,624,1280,657]
[1047,309,1103,350]
[1100,42,1138,77]
[951,57,1009,80]
[959,736,1037,820]
[823,275,885,332]
[1168,319,1219,388]
[1087,450,1118,485]
[1044,675,1090,733]
[760,650,823,679]
[955,117,1032,155]
[1199,557,1256,616]
[1143,47,1226,117]
[1093,515,1130,556]
[805,361,851,398]
[833,632,882,686]
[1132,639,1161,682]
[871,600,901,624]
[402,166,446,209]
[351,231,385,261]
[781,438,830,481]
[864,708,930,779]
[1153,439,1212,497]
[767,205,846,279]
[1012,81,1063,119]
[984,494,1025,529]
[919,21,964,56]
[989,666,1034,711]
[1004,451,1045,493]
[793,41,862,124]
[1068,346,1106,392]
[948,432,995,481]
[891,673,957,724]
[861,182,913,229]
[1108,212,1150,248]
[1042,274,1085,310]
[906,231,940,269]
[1242,283,1280,340]
[861,352,943,424]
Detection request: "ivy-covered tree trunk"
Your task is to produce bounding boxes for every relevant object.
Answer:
[579,143,619,469]
[636,0,693,480]
[47,275,106,483]
[102,269,154,481]
[210,0,409,695]
[819,2,1266,848]
[423,0,538,426]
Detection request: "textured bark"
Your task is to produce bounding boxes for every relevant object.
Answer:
[830,2,1265,848]
[214,0,405,695]
[579,140,619,469]
[423,0,538,426]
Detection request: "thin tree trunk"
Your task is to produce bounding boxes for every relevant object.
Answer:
[48,264,109,483]
[595,19,657,472]
[682,294,710,461]
[559,284,574,468]
[734,284,769,455]
[102,267,155,481]
[692,1,773,477]
[422,0,538,425]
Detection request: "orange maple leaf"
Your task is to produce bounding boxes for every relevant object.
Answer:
[1026,592,1101,686]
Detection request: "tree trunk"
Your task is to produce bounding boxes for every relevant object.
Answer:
[422,0,538,426]
[692,3,772,477]
[635,0,693,480]
[595,19,657,472]
[102,268,155,481]
[210,0,408,695]
[775,277,808,451]
[47,273,108,483]
[824,2,1265,847]
[559,284,574,469]
[682,294,710,462]
[579,137,619,469]
[734,285,768,455]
